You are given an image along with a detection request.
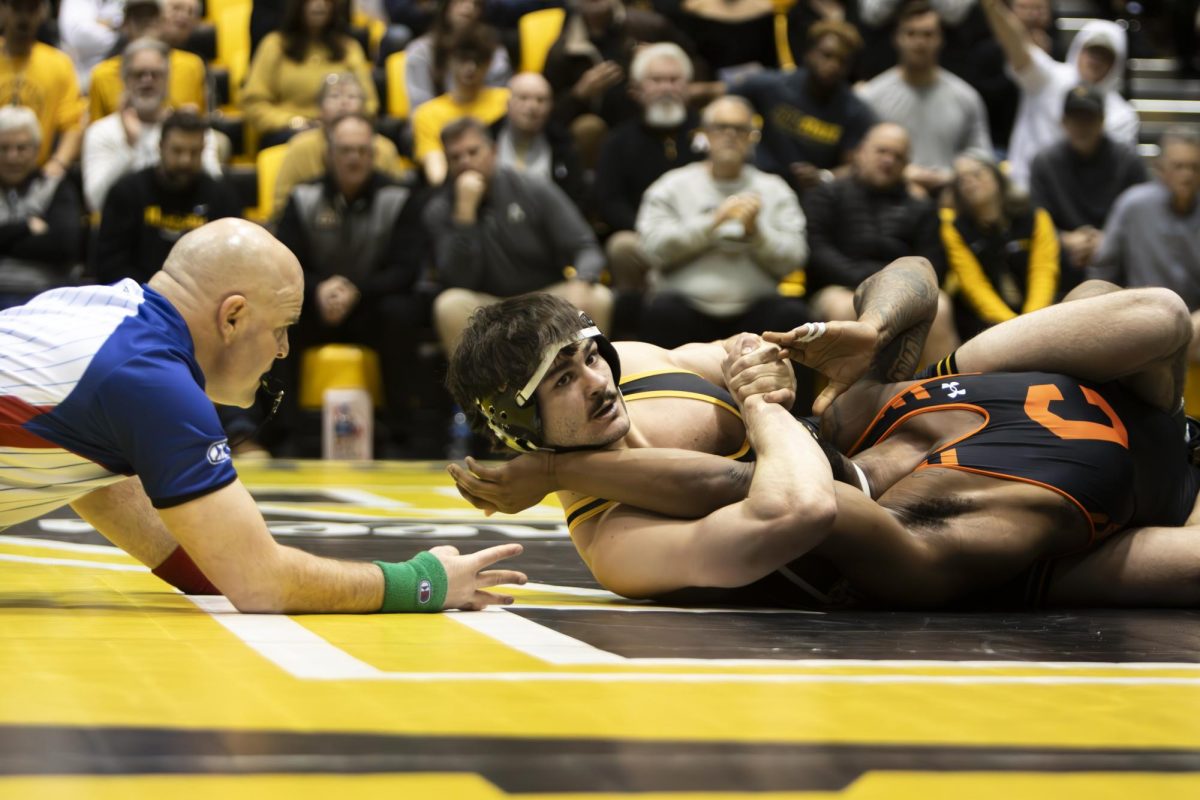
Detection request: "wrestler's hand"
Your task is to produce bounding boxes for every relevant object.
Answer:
[428,543,527,610]
[764,320,880,416]
[447,454,555,516]
[722,336,795,408]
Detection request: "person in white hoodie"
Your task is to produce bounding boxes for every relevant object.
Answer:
[980,0,1137,190]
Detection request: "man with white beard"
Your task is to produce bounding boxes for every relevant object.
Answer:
[81,37,221,213]
[592,42,704,292]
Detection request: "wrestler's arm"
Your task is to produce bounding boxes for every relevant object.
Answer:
[451,448,754,518]
[577,397,836,598]
[618,338,797,408]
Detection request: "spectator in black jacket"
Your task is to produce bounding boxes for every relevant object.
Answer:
[424,116,611,354]
[0,105,81,309]
[592,41,703,292]
[94,110,240,285]
[274,113,430,454]
[802,121,956,356]
[1028,85,1148,296]
[490,72,585,209]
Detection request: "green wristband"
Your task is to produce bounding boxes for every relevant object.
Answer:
[374,552,449,612]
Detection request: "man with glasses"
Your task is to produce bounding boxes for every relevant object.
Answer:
[636,96,812,382]
[82,37,221,213]
[85,0,209,122]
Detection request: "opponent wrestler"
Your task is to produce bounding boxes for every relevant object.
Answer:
[446,263,1196,608]
[0,218,524,613]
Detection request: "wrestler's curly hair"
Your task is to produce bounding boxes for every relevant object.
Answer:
[445,293,587,440]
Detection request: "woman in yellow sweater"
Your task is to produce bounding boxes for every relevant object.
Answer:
[941,152,1061,339]
[241,0,379,147]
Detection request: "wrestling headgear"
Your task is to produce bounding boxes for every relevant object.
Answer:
[475,314,621,453]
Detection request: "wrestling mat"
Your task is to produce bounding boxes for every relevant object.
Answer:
[1,459,1199,799]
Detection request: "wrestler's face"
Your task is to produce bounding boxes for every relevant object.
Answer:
[535,340,629,450]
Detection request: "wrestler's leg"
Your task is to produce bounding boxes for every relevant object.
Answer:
[952,285,1190,412]
[1045,481,1200,608]
[1044,524,1200,608]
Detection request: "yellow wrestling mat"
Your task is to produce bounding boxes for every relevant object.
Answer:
[1,460,1199,799]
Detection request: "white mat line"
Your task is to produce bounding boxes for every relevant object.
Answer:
[0,553,147,571]
[302,671,1200,686]
[188,598,1200,683]
[450,608,628,665]
[188,595,383,679]
[1,534,123,555]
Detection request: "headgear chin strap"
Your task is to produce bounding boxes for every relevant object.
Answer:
[475,316,621,453]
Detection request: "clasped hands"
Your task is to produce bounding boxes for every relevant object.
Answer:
[725,318,884,416]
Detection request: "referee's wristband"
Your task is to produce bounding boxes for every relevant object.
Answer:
[374,552,448,612]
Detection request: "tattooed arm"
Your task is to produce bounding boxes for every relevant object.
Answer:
[765,256,938,415]
[852,256,939,383]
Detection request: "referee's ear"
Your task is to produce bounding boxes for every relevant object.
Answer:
[217,294,249,343]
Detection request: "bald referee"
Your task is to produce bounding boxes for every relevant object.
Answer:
[0,219,524,613]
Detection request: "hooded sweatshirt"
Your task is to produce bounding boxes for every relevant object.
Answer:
[1006,19,1138,190]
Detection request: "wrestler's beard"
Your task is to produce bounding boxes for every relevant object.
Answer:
[643,98,687,129]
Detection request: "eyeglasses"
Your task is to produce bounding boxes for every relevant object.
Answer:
[228,375,286,451]
[128,69,167,80]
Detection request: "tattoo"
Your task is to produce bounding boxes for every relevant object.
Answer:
[854,259,939,383]
[727,461,753,497]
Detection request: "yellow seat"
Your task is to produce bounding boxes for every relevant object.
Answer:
[214,3,251,107]
[385,50,410,120]
[204,0,250,24]
[1185,363,1200,418]
[777,269,806,297]
[249,143,288,222]
[299,345,384,411]
[518,8,565,73]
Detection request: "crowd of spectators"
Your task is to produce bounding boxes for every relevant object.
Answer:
[1,0,1198,458]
